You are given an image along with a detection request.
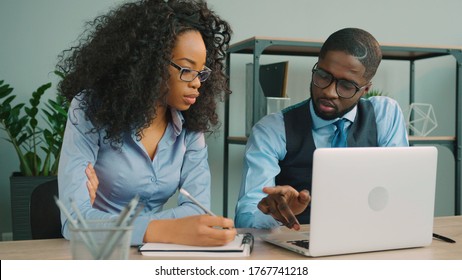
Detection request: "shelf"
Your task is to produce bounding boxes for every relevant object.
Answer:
[409,136,457,152]
[227,136,248,145]
[228,36,462,60]
[224,36,462,217]
[229,135,456,147]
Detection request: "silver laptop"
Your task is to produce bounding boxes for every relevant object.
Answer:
[260,146,438,257]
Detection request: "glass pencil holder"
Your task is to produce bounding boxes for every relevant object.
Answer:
[69,219,133,260]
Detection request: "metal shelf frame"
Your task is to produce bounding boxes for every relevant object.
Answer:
[223,36,462,217]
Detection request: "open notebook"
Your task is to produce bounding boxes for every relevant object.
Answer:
[139,233,253,257]
[261,146,438,257]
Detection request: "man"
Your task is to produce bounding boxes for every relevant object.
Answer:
[235,28,409,230]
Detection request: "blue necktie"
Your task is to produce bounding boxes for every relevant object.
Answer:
[332,119,347,148]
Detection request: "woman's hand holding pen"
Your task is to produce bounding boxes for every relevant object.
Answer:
[144,215,237,246]
[258,185,311,231]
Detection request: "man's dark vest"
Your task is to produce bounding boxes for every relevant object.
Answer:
[275,99,378,224]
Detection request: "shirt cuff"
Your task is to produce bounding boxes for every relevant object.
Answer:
[130,215,151,245]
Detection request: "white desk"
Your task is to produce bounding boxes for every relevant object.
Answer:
[1,216,461,260]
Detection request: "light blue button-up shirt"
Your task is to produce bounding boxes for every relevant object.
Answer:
[58,94,211,245]
[235,96,409,229]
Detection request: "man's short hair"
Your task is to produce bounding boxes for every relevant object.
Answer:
[319,28,382,81]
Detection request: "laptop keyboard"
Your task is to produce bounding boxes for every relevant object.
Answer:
[288,240,310,249]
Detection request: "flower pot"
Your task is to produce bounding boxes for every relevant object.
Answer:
[10,173,56,240]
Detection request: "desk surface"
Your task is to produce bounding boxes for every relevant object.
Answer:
[1,216,461,260]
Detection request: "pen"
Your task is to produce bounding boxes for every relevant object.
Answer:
[180,188,216,216]
[54,196,98,257]
[69,197,98,250]
[432,233,456,244]
[97,195,140,259]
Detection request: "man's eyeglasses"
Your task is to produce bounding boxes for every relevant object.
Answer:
[170,61,212,82]
[311,63,368,99]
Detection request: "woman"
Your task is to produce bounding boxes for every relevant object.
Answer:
[57,0,236,246]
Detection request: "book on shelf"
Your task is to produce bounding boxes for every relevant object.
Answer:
[245,61,289,136]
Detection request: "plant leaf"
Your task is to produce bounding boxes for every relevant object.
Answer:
[0,83,14,99]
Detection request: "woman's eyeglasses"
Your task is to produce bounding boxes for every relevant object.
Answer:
[170,61,212,82]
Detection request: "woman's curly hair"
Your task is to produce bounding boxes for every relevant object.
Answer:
[57,0,232,147]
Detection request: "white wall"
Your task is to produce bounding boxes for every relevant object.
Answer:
[1,0,461,239]
[0,0,126,239]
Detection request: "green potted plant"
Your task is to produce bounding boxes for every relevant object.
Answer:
[0,72,68,240]
[364,88,387,99]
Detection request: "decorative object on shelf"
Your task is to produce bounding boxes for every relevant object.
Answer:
[266,97,290,115]
[407,103,438,136]
[364,88,387,99]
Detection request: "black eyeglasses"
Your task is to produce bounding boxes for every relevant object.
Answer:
[311,63,368,99]
[170,61,212,82]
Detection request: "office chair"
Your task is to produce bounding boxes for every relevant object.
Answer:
[30,179,63,239]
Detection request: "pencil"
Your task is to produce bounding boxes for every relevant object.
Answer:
[180,188,216,216]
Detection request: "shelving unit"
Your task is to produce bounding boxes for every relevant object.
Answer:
[223,36,462,217]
